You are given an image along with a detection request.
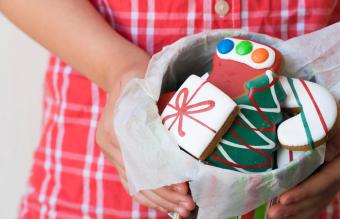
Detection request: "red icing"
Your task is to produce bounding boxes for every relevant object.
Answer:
[300,79,328,135]
[210,129,272,169]
[289,150,294,161]
[162,81,216,137]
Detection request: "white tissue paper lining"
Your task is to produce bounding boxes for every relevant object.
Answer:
[114,23,340,218]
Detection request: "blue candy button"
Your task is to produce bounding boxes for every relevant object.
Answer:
[217,39,234,54]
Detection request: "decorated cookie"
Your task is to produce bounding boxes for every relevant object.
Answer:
[160,75,238,160]
[205,37,286,173]
[208,37,283,99]
[277,147,306,167]
[278,76,338,151]
[206,70,287,172]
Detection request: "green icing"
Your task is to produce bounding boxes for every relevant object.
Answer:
[236,40,253,55]
[287,77,314,149]
[206,72,287,172]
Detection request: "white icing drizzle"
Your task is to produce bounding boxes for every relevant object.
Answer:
[216,37,276,69]
[217,71,279,169]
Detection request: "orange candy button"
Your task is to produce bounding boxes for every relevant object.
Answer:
[251,48,269,63]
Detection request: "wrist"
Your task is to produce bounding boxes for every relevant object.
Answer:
[106,51,150,93]
[105,55,150,107]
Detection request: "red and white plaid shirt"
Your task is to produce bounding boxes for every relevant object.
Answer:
[19,0,340,218]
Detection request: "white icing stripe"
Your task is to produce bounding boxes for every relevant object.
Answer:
[239,71,281,113]
[216,145,255,173]
[218,71,281,166]
[221,112,276,150]
[279,76,299,108]
[216,37,275,69]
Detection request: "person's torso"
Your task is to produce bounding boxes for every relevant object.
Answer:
[25,1,340,218]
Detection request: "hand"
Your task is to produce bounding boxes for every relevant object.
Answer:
[268,102,340,219]
[325,102,340,162]
[268,156,340,219]
[96,77,195,217]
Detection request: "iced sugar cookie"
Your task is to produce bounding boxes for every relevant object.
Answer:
[206,70,287,173]
[277,147,307,167]
[160,75,238,160]
[206,37,286,173]
[278,77,338,151]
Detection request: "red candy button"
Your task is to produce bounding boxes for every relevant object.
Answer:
[251,48,269,63]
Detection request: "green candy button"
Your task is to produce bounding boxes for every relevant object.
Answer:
[236,41,253,55]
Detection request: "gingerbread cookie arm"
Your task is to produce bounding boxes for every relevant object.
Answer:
[278,76,338,151]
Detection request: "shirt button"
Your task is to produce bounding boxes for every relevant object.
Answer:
[214,0,230,17]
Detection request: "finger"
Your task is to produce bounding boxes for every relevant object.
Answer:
[118,171,130,193]
[287,209,320,219]
[268,198,317,219]
[279,168,333,205]
[171,182,189,195]
[153,187,195,210]
[268,203,293,219]
[141,190,191,217]
[270,186,336,219]
[133,192,165,211]
[102,144,125,172]
[325,140,340,162]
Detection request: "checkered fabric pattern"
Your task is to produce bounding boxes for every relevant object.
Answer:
[19,0,340,218]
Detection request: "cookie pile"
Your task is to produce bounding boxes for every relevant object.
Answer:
[158,37,337,173]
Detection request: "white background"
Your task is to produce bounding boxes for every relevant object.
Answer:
[0,14,48,218]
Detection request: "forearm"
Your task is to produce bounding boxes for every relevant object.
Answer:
[0,0,150,92]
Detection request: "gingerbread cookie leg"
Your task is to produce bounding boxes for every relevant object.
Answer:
[278,76,338,151]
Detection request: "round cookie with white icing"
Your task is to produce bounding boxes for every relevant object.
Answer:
[278,76,338,151]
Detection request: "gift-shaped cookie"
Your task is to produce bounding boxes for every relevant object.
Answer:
[161,75,238,160]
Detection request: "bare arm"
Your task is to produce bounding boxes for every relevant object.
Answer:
[0,0,195,216]
[0,0,149,92]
